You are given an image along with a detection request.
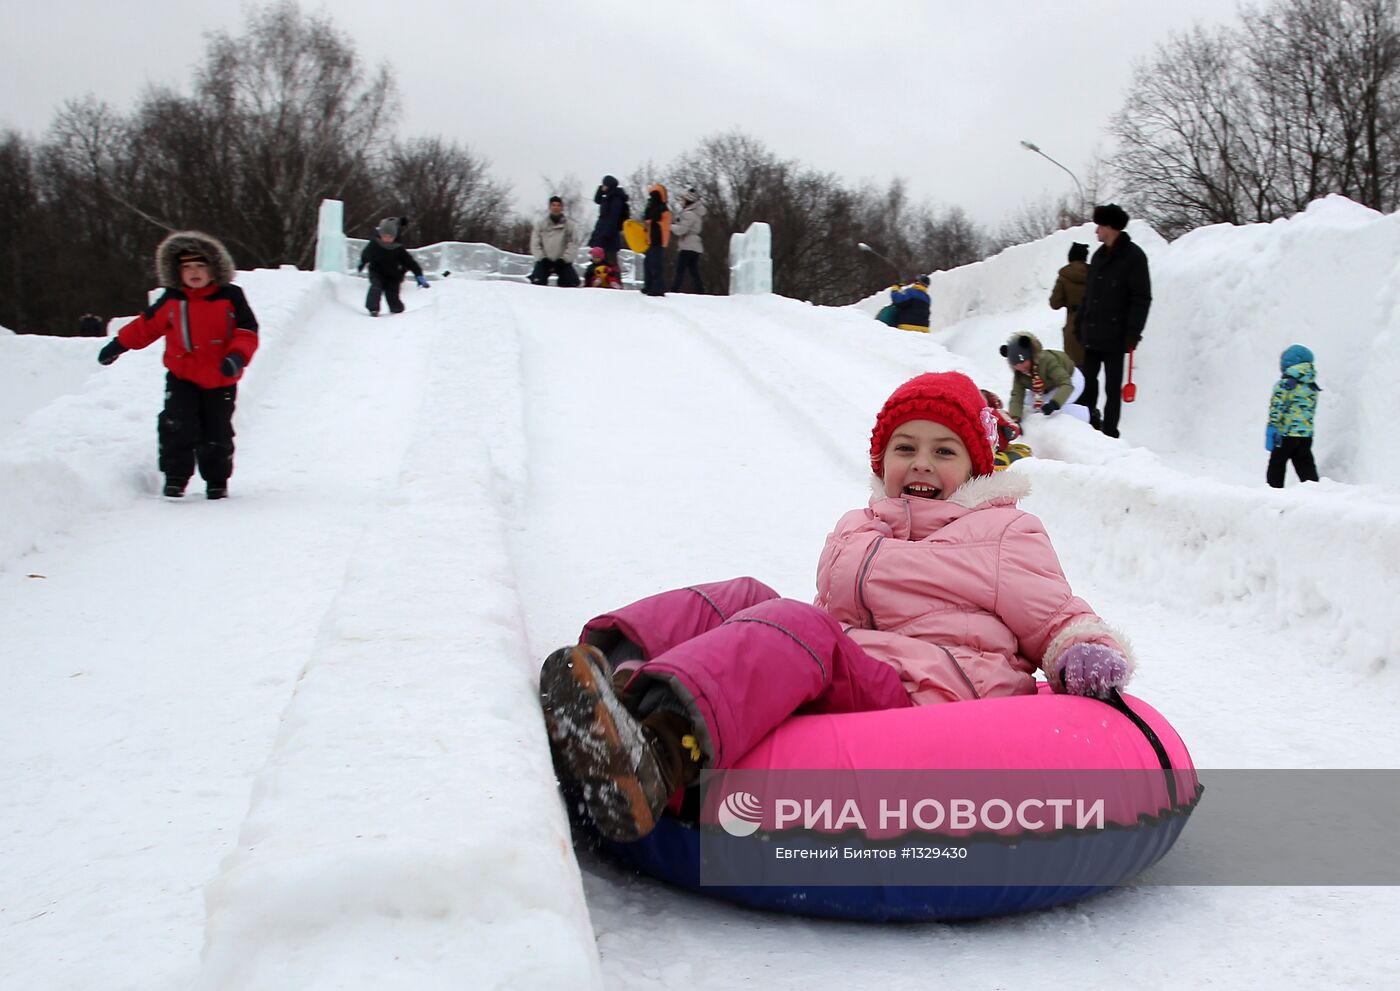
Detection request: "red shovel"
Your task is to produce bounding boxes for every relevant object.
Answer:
[1122,350,1138,403]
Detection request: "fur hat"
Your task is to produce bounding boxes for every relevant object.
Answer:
[1091,204,1129,231]
[1068,242,1089,262]
[155,231,236,288]
[869,372,997,479]
[602,175,619,189]
[1000,333,1036,368]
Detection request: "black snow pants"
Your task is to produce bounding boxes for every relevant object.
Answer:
[643,244,666,296]
[529,258,580,287]
[159,373,236,485]
[1079,347,1126,437]
[1267,436,1319,488]
[366,271,405,314]
[672,250,704,293]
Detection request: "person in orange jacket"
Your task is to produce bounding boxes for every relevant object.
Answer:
[642,183,671,297]
[96,231,259,500]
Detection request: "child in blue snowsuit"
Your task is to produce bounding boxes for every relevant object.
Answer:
[1266,344,1321,488]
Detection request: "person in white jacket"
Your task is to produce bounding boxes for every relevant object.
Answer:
[528,196,581,287]
[669,187,705,293]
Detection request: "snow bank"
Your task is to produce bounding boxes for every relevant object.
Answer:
[0,332,107,444]
[196,280,601,990]
[1012,419,1400,670]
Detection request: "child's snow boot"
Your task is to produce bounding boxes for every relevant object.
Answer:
[206,484,228,500]
[163,476,189,498]
[540,644,702,842]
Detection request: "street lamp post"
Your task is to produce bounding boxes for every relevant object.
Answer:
[857,242,901,278]
[1019,140,1087,218]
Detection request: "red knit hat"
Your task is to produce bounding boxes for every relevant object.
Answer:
[869,372,997,478]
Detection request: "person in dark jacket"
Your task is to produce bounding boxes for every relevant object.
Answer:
[95,231,259,499]
[357,216,428,316]
[888,275,931,332]
[1075,204,1152,437]
[1049,242,1090,368]
[590,175,629,268]
[642,183,671,297]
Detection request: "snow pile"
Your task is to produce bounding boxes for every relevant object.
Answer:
[0,332,107,444]
[1012,421,1399,672]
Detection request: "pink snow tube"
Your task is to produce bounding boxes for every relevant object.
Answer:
[592,685,1199,921]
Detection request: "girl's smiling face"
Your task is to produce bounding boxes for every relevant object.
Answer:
[880,419,973,500]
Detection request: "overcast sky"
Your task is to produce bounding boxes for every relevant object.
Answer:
[1,0,1239,232]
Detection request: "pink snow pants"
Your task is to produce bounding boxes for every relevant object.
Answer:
[580,577,911,767]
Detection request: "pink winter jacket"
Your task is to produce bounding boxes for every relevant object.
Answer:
[814,471,1131,705]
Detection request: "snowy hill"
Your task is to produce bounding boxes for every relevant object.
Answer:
[2,203,1397,990]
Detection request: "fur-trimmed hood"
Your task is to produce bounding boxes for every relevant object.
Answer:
[155,231,237,289]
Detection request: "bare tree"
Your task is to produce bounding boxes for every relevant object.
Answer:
[379,137,514,247]
[1112,0,1400,236]
[195,0,398,266]
[0,132,41,331]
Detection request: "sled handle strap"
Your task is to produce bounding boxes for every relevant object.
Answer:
[1104,687,1178,808]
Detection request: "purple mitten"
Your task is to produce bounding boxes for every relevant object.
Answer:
[1056,643,1129,698]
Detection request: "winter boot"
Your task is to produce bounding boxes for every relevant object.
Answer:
[163,476,189,498]
[206,484,228,500]
[1088,407,1103,431]
[539,644,702,842]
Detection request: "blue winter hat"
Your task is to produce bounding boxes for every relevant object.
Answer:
[1280,344,1314,370]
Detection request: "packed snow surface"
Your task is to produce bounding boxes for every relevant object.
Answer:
[2,198,1397,989]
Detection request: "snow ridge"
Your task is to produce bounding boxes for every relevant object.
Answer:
[196,280,602,990]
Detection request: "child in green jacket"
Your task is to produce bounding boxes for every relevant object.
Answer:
[999,333,1090,424]
[1266,344,1321,488]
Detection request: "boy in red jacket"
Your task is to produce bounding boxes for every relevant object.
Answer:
[97,231,259,499]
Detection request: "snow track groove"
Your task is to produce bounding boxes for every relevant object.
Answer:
[196,279,602,989]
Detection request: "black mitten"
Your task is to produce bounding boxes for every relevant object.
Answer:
[221,353,246,377]
[97,340,128,365]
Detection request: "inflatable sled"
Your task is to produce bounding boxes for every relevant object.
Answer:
[994,441,1033,470]
[574,684,1199,922]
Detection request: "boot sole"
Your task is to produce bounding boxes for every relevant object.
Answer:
[540,645,661,842]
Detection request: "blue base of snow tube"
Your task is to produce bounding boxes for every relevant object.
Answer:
[586,792,1200,922]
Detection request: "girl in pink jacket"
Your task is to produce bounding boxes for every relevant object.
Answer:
[540,371,1133,842]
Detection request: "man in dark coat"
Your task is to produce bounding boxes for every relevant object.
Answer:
[1075,204,1152,437]
[590,175,629,268]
